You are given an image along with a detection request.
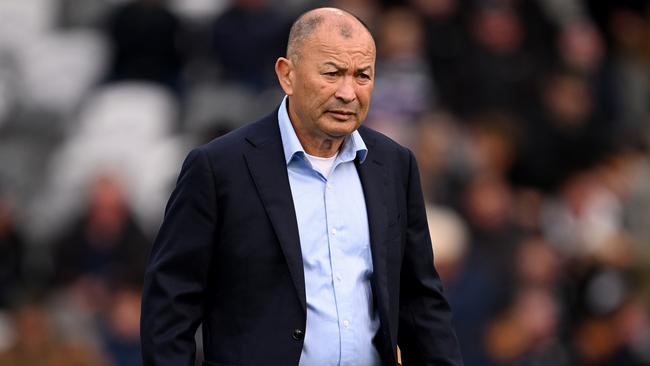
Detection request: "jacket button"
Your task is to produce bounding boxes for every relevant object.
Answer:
[292,328,304,341]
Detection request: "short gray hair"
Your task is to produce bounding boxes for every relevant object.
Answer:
[286,9,371,63]
[286,13,324,62]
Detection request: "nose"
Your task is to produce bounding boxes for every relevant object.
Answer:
[335,76,356,103]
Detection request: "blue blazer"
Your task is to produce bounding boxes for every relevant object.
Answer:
[141,110,463,366]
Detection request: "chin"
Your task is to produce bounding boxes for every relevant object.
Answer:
[326,116,361,129]
[324,123,359,138]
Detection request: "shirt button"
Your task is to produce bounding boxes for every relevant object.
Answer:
[335,273,342,281]
[292,328,305,341]
[326,183,332,189]
[342,320,350,329]
[332,228,337,236]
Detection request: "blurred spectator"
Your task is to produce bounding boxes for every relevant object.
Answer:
[466,111,520,179]
[460,170,520,299]
[512,188,545,234]
[569,266,650,366]
[367,6,435,131]
[0,301,110,366]
[603,3,650,144]
[52,173,149,288]
[496,236,567,366]
[106,0,185,93]
[451,1,543,117]
[412,111,468,207]
[515,236,562,288]
[557,20,605,74]
[211,0,291,91]
[595,149,650,261]
[555,19,617,127]
[512,69,611,190]
[0,192,24,309]
[485,286,567,366]
[541,168,627,261]
[537,0,586,27]
[99,284,142,366]
[413,0,469,111]
[447,172,521,366]
[426,204,469,284]
[462,172,517,244]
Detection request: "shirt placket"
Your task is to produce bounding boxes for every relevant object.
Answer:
[327,161,359,366]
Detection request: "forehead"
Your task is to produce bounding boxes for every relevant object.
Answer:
[303,20,376,65]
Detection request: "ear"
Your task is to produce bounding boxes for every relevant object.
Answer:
[275,57,295,96]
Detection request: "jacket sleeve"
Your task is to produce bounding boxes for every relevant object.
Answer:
[141,147,217,366]
[397,149,464,366]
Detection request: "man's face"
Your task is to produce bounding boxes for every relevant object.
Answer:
[287,23,376,141]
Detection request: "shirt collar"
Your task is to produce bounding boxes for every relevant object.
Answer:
[277,96,368,165]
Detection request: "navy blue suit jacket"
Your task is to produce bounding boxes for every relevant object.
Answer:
[141,110,463,366]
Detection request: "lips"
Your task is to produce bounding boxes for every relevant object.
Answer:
[328,110,354,115]
[327,110,356,120]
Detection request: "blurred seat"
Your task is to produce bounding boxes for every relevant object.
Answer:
[0,310,13,352]
[184,82,283,132]
[77,82,177,141]
[129,136,192,232]
[0,0,56,53]
[26,82,189,243]
[58,0,112,28]
[15,30,109,119]
[0,54,18,128]
[168,0,229,22]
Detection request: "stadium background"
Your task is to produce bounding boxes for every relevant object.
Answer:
[0,0,649,365]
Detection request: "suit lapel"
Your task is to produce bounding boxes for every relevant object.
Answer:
[356,129,393,357]
[357,156,389,297]
[243,115,306,313]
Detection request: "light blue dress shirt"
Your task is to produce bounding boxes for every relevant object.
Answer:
[277,97,382,366]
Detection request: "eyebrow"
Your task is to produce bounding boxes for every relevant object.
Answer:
[323,62,372,73]
[323,61,345,70]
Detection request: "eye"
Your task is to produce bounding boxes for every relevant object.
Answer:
[356,73,372,82]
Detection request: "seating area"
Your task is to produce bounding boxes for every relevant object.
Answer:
[0,0,649,365]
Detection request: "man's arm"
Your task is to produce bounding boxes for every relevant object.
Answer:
[397,149,463,366]
[141,147,217,366]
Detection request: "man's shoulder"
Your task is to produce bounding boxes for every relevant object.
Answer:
[196,109,279,156]
[357,125,411,161]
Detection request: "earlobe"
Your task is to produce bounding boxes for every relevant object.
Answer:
[275,57,294,96]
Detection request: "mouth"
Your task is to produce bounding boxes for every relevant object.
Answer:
[327,110,356,120]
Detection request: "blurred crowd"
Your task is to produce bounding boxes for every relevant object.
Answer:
[0,0,649,365]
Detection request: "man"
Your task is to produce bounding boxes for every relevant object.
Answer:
[141,7,463,366]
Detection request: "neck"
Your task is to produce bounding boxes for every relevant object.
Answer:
[303,138,343,158]
[287,101,345,158]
